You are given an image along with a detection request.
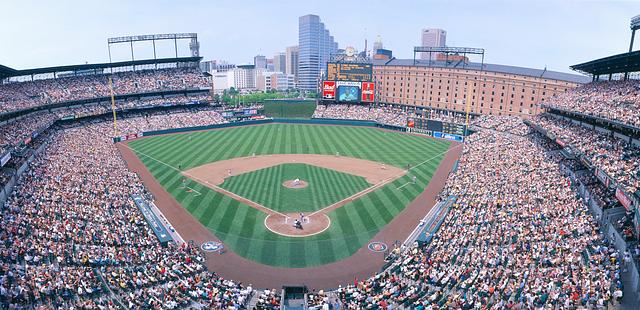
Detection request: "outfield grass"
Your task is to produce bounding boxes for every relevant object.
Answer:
[263,100,316,118]
[221,163,370,213]
[128,124,449,267]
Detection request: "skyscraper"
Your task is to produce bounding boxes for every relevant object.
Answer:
[420,28,446,60]
[298,14,338,91]
[273,52,286,74]
[254,55,267,69]
[266,58,274,71]
[285,45,299,82]
[373,35,383,53]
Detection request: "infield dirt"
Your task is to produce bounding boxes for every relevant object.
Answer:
[183,154,405,186]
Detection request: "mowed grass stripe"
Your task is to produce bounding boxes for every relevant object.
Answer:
[345,127,378,162]
[237,126,262,157]
[266,165,282,209]
[314,165,333,205]
[362,193,394,225]
[340,204,370,253]
[301,125,319,154]
[284,124,293,154]
[256,125,274,155]
[305,164,320,210]
[334,127,366,159]
[215,126,253,161]
[153,130,215,167]
[312,125,336,155]
[231,126,262,157]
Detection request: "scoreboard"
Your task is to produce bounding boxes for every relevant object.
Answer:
[442,122,466,136]
[407,118,467,136]
[326,63,373,81]
[322,80,375,103]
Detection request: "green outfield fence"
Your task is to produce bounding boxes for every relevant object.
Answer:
[263,99,317,119]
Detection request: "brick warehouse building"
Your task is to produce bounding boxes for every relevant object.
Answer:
[372,59,590,117]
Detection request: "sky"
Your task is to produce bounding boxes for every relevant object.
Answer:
[0,0,638,74]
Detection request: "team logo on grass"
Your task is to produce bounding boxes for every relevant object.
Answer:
[201,241,224,252]
[368,241,388,253]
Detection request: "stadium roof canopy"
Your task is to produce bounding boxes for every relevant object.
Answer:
[570,51,640,76]
[1,56,202,79]
[372,59,590,84]
[0,64,19,79]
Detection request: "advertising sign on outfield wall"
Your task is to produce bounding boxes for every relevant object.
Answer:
[361,82,375,102]
[322,81,336,100]
[433,131,464,142]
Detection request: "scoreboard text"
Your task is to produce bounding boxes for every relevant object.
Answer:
[326,63,373,82]
[407,118,467,136]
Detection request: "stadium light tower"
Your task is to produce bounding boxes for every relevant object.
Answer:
[629,15,640,52]
[189,37,200,57]
[625,15,640,79]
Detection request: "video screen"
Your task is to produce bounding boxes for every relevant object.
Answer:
[337,86,360,102]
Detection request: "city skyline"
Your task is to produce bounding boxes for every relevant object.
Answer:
[420,28,447,60]
[298,14,338,91]
[1,0,639,74]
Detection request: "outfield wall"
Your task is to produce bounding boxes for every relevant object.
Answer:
[113,118,465,143]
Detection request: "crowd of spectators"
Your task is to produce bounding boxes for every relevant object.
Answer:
[335,128,623,308]
[0,110,248,308]
[313,103,469,127]
[102,108,227,136]
[545,80,640,128]
[578,173,622,211]
[313,104,411,127]
[113,93,211,111]
[0,67,209,113]
[253,289,281,309]
[531,114,639,195]
[49,93,211,119]
[472,115,531,136]
[0,77,634,308]
[615,212,638,244]
[0,108,211,219]
[306,290,334,309]
[0,111,57,155]
[0,93,211,157]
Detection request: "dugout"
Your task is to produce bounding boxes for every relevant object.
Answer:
[281,286,308,310]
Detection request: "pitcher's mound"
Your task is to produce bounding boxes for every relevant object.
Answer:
[283,180,309,189]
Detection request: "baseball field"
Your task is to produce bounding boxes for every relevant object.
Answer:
[126,123,450,268]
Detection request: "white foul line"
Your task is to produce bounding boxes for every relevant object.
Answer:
[396,182,412,190]
[119,142,288,218]
[184,186,202,196]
